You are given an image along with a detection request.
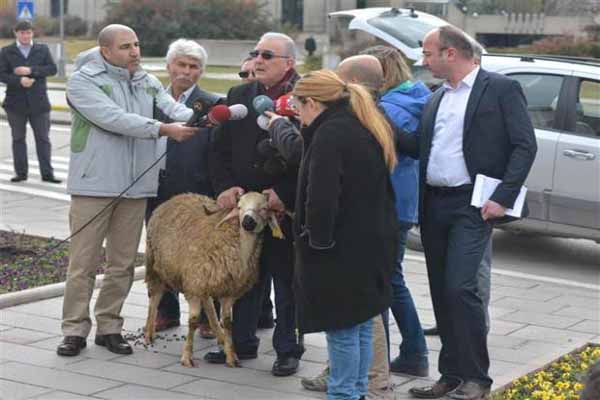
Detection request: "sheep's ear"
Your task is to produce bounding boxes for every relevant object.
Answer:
[268,214,285,239]
[203,203,221,215]
[216,208,239,228]
[263,192,270,203]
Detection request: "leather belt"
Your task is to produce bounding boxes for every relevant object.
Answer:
[426,184,473,196]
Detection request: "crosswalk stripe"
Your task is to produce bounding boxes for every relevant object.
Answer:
[52,156,70,163]
[18,159,69,171]
[0,163,68,179]
[0,182,70,202]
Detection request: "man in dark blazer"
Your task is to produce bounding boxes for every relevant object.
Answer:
[0,20,59,183]
[407,26,537,400]
[207,32,304,377]
[145,39,223,338]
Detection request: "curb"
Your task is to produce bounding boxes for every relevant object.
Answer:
[0,266,146,309]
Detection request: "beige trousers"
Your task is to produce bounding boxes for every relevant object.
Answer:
[368,315,394,400]
[61,196,146,337]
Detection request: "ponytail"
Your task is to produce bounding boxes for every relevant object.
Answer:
[346,82,397,170]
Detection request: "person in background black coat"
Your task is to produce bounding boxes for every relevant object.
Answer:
[207,32,304,377]
[408,26,537,400]
[0,20,59,183]
[292,69,399,400]
[145,39,223,338]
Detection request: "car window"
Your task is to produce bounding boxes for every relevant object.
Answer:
[575,79,600,137]
[508,74,564,130]
[367,12,435,49]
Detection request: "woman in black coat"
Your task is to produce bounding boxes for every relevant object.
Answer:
[291,70,399,400]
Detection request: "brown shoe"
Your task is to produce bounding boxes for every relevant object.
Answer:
[447,381,491,400]
[154,316,180,332]
[409,379,461,399]
[198,322,215,339]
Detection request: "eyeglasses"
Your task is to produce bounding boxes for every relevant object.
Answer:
[238,71,250,78]
[249,50,290,60]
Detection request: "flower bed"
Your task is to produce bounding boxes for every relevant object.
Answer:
[492,343,600,400]
[0,230,144,294]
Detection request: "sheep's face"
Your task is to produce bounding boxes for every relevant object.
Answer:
[238,192,269,233]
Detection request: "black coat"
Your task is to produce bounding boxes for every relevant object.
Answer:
[209,80,298,209]
[395,69,537,224]
[0,42,57,115]
[154,85,224,201]
[293,105,399,334]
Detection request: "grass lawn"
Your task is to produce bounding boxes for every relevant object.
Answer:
[0,230,144,294]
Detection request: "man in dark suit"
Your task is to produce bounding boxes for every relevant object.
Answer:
[206,32,304,377]
[145,39,223,338]
[0,20,60,183]
[407,26,537,400]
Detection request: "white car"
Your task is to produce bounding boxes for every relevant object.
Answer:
[328,8,600,249]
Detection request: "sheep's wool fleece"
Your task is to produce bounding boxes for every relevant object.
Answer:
[145,194,263,299]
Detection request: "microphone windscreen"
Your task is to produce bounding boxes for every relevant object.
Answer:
[257,115,269,131]
[275,94,297,117]
[253,95,274,115]
[229,104,248,120]
[208,104,231,124]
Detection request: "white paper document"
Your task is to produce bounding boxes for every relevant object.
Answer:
[470,174,527,218]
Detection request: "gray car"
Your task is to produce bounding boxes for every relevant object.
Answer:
[328,8,600,248]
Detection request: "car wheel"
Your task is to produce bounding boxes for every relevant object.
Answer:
[406,226,424,252]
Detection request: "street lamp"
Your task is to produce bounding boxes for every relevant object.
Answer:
[57,0,65,78]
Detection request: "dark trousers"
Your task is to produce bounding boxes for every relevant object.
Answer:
[7,111,53,178]
[421,187,493,387]
[233,217,303,358]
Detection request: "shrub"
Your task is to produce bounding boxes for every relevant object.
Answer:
[303,54,322,71]
[0,8,16,38]
[101,0,275,56]
[34,16,59,36]
[64,15,89,36]
[531,35,600,58]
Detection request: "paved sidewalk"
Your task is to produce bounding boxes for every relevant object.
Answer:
[1,246,598,399]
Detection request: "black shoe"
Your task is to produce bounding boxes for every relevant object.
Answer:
[56,336,86,356]
[271,356,299,376]
[423,326,439,336]
[257,313,274,329]
[95,333,133,355]
[447,381,491,400]
[390,354,429,377]
[204,349,257,364]
[42,175,62,184]
[10,175,27,182]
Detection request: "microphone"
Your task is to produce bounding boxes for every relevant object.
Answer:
[187,104,230,127]
[275,94,297,117]
[257,114,270,131]
[229,104,248,120]
[253,95,274,115]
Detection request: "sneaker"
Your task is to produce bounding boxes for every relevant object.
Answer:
[390,354,429,377]
[301,366,329,392]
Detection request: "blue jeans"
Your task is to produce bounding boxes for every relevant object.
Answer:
[389,222,428,359]
[326,319,373,400]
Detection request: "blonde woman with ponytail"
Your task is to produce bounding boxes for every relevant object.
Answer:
[292,69,400,400]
